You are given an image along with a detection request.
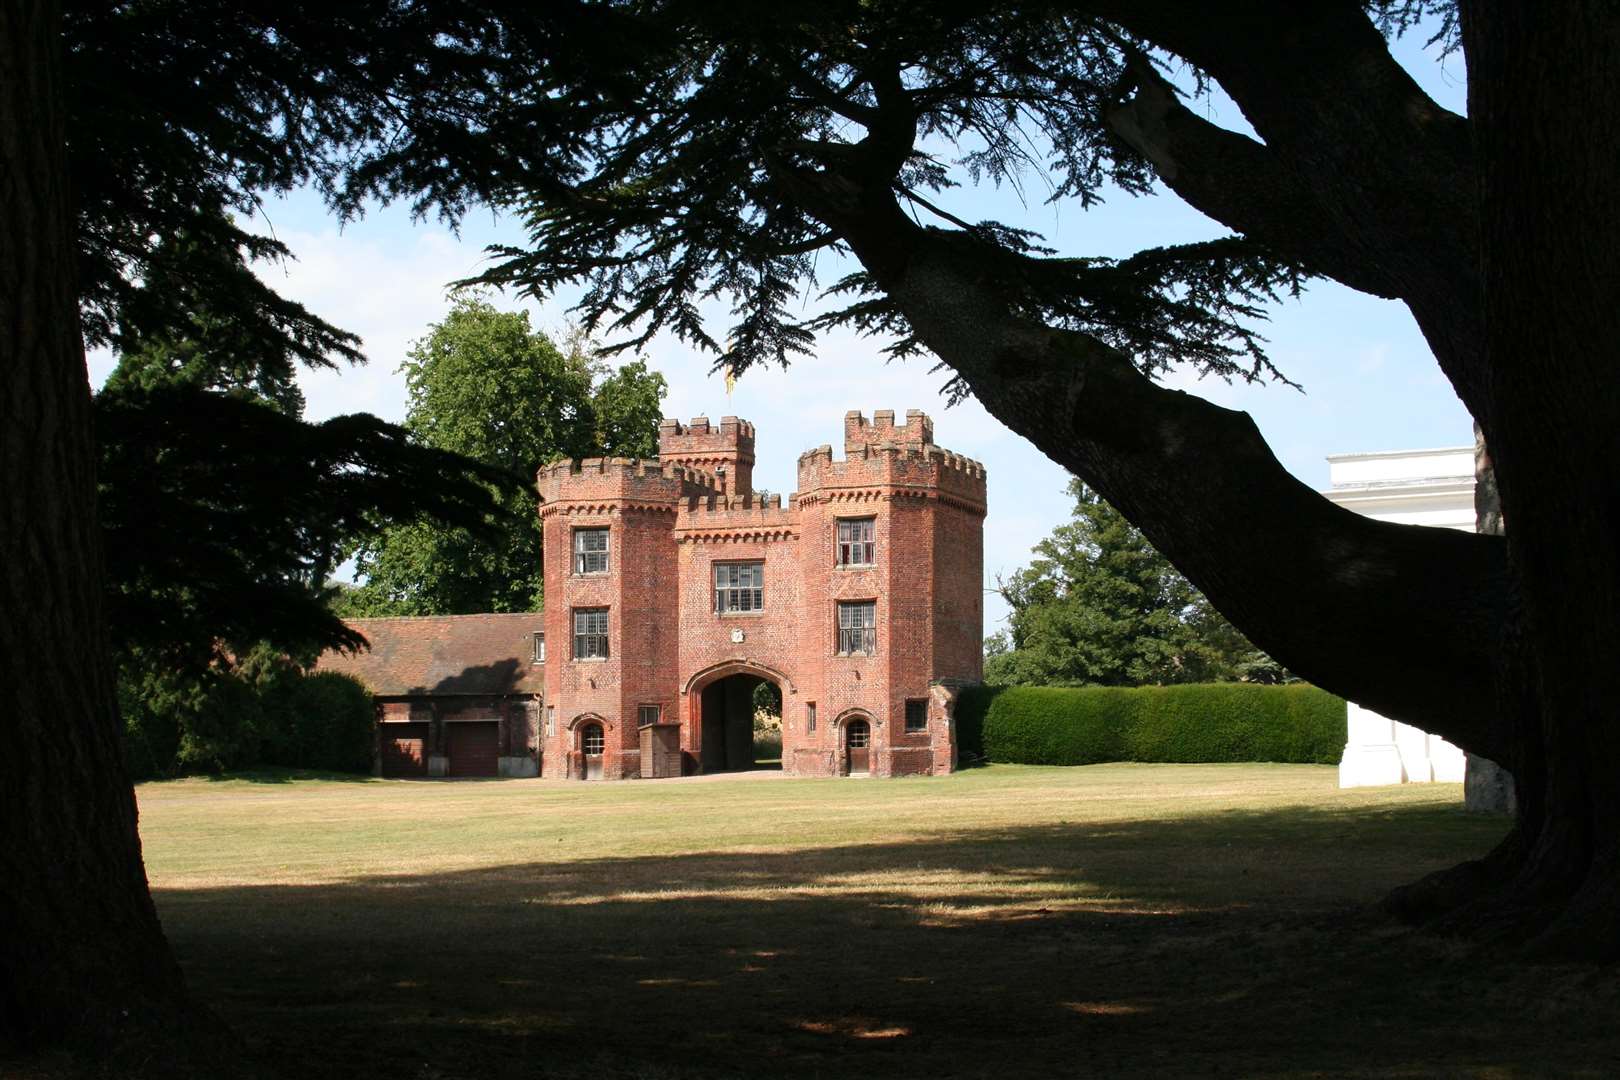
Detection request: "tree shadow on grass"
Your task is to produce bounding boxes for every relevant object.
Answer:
[150,802,1620,1080]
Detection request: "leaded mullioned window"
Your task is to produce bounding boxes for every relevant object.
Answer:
[837,601,876,655]
[573,527,609,574]
[714,562,764,612]
[573,608,609,659]
[836,518,875,566]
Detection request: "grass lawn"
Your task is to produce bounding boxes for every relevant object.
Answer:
[133,764,1620,1078]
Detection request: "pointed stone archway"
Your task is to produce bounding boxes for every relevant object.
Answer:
[685,661,790,774]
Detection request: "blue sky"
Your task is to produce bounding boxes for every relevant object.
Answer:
[87,23,1470,635]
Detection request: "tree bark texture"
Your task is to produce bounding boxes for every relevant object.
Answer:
[0,0,206,1057]
[1448,0,1620,954]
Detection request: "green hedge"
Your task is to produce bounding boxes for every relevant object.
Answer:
[955,683,1345,766]
[121,667,375,779]
[261,671,376,774]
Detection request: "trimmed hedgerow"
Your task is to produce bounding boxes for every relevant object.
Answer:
[969,683,1345,766]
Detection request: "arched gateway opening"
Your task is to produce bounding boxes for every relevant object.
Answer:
[697,672,783,773]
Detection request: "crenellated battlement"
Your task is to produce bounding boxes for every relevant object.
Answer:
[536,403,984,782]
[684,491,789,512]
[673,490,800,540]
[659,415,757,443]
[538,456,718,506]
[659,415,756,495]
[844,408,933,454]
[796,434,988,510]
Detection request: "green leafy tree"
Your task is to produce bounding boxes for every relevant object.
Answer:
[986,481,1266,687]
[344,296,667,614]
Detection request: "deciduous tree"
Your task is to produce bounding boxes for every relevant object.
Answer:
[343,296,666,614]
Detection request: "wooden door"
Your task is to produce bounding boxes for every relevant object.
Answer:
[846,719,870,775]
[447,721,499,777]
[380,722,429,777]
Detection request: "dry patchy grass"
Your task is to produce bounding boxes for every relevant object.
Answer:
[130,764,1620,1078]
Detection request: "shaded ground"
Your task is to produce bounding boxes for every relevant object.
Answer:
[126,765,1620,1077]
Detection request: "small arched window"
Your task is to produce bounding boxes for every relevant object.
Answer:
[845,719,870,749]
[582,724,605,755]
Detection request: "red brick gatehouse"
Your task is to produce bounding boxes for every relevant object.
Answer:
[537,409,986,780]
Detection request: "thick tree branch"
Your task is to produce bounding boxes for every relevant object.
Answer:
[1092,0,1486,419]
[769,152,1513,763]
[1105,54,1396,301]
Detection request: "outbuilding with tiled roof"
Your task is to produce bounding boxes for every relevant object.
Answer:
[316,613,544,778]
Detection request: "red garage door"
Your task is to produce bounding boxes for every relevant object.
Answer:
[447,721,500,778]
[380,723,429,778]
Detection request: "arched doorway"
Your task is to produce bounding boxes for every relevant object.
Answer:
[580,722,605,780]
[697,672,782,773]
[845,718,871,775]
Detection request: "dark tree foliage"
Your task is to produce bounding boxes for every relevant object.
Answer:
[64,2,557,802]
[61,0,520,365]
[96,384,521,673]
[98,224,331,417]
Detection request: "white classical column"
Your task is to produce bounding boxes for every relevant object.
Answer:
[1338,702,1407,787]
[1324,446,1476,789]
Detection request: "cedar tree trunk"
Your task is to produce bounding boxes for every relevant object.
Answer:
[1441,0,1620,953]
[0,0,221,1061]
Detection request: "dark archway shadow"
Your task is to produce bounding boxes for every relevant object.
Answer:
[134,801,1612,1080]
[697,671,782,773]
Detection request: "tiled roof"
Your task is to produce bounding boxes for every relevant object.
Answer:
[315,613,544,697]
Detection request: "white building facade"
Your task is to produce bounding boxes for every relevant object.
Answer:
[1323,447,1473,787]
